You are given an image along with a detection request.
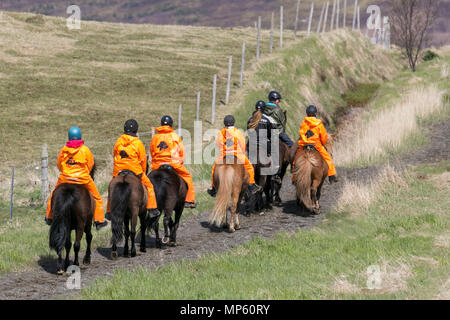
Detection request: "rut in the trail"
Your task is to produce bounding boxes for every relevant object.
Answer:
[0,119,448,300]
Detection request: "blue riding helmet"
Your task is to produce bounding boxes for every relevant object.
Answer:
[68,126,82,140]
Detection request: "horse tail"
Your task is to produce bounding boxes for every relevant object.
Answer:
[209,165,234,227]
[293,151,314,210]
[111,178,131,244]
[248,109,262,130]
[49,186,79,253]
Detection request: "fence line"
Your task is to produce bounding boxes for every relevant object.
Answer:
[294,0,301,39]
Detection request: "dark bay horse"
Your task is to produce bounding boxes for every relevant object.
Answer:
[209,156,249,233]
[148,164,187,247]
[109,170,147,259]
[292,146,328,214]
[48,166,96,275]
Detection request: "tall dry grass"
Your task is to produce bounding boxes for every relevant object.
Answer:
[333,85,444,166]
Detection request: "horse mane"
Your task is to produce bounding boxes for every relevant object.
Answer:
[248,109,263,130]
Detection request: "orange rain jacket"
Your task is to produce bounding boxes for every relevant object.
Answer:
[113,134,148,177]
[216,127,247,160]
[297,117,336,176]
[150,126,185,166]
[57,142,95,184]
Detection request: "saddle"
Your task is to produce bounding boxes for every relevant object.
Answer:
[118,170,142,179]
[159,164,173,170]
[303,144,317,151]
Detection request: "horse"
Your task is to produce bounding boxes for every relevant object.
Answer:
[109,170,148,259]
[148,164,187,248]
[209,156,249,233]
[48,165,96,275]
[269,140,291,207]
[292,146,328,214]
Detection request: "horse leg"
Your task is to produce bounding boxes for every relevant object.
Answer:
[123,215,130,257]
[83,223,92,265]
[162,209,171,244]
[63,234,72,272]
[311,180,321,215]
[235,194,244,230]
[139,210,147,253]
[153,216,162,249]
[130,209,138,258]
[169,205,183,246]
[73,228,83,266]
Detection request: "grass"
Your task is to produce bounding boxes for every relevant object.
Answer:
[79,161,450,299]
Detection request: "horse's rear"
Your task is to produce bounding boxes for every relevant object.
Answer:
[292,147,328,214]
[209,157,249,233]
[109,172,147,259]
[149,165,187,247]
[49,183,94,274]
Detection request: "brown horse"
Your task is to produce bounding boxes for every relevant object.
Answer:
[48,167,96,275]
[109,170,148,259]
[209,156,249,233]
[292,146,328,214]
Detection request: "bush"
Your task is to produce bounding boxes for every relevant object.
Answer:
[423,50,439,61]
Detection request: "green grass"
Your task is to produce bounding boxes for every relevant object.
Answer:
[79,162,450,299]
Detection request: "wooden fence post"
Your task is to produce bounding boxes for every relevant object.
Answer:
[336,0,340,29]
[196,91,200,121]
[343,0,347,28]
[294,0,301,39]
[240,41,245,87]
[270,12,274,53]
[256,16,261,60]
[317,3,325,33]
[322,2,329,33]
[307,3,314,37]
[352,0,358,30]
[10,166,14,220]
[330,0,336,31]
[280,5,284,48]
[41,144,48,205]
[178,104,182,133]
[225,56,232,104]
[211,74,216,124]
[357,5,360,31]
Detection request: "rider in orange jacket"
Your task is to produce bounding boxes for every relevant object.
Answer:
[207,115,263,197]
[150,115,197,210]
[45,126,108,230]
[297,105,338,183]
[105,119,160,221]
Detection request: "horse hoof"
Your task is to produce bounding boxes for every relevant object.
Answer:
[131,251,136,258]
[162,236,170,244]
[168,241,176,247]
[57,269,65,275]
[229,227,235,233]
[111,251,118,260]
[140,247,147,253]
[83,257,91,265]
[313,208,320,215]
[235,225,241,230]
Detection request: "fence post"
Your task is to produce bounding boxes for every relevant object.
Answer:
[256,16,261,60]
[270,12,274,53]
[240,41,245,87]
[280,5,284,48]
[317,3,325,33]
[178,104,182,133]
[352,0,358,30]
[41,144,48,205]
[196,91,200,121]
[10,166,14,220]
[294,0,301,39]
[357,5,360,31]
[307,3,314,37]
[336,0,340,29]
[211,74,216,124]
[330,0,336,31]
[343,0,347,28]
[225,56,232,105]
[322,1,329,33]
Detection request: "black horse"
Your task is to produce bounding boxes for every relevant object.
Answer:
[48,165,96,275]
[148,164,187,247]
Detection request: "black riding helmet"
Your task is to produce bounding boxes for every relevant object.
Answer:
[161,115,173,127]
[306,105,318,116]
[268,91,282,102]
[124,119,139,133]
[255,100,266,111]
[224,115,235,127]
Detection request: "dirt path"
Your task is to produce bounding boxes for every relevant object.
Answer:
[0,119,448,300]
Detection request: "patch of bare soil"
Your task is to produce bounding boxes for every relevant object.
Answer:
[0,119,448,300]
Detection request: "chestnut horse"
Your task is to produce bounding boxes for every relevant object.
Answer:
[292,146,328,214]
[109,170,148,259]
[208,156,249,233]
